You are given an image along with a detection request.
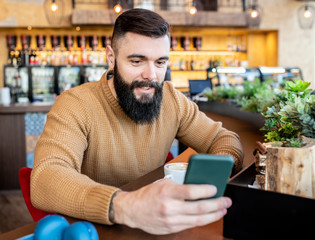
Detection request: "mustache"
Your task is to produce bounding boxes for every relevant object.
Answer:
[130,80,162,89]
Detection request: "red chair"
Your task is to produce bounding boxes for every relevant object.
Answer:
[165,151,174,163]
[19,167,53,221]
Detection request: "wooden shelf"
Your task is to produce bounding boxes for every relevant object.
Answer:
[170,50,247,55]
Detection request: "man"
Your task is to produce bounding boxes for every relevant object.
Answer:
[31,8,243,235]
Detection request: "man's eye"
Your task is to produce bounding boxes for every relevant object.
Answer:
[157,60,167,66]
[131,60,141,64]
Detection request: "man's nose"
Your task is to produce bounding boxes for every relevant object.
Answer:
[142,62,157,81]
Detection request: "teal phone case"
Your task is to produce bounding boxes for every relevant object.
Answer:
[184,154,234,198]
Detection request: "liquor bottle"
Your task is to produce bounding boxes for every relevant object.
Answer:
[64,35,74,51]
[81,49,87,65]
[8,50,14,65]
[185,60,189,70]
[46,50,51,65]
[24,48,30,65]
[101,36,111,48]
[20,49,25,66]
[193,37,202,51]
[170,36,177,50]
[37,35,46,51]
[73,51,78,65]
[60,49,66,65]
[190,60,194,70]
[67,51,73,65]
[7,35,17,52]
[29,49,35,65]
[87,50,93,64]
[180,36,190,51]
[15,50,22,66]
[179,59,185,70]
[89,35,99,51]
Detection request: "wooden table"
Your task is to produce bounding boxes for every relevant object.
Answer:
[0,148,229,240]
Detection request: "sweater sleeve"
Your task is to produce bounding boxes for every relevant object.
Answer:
[172,88,244,172]
[30,90,120,225]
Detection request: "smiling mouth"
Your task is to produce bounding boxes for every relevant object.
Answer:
[141,87,150,90]
[136,86,154,93]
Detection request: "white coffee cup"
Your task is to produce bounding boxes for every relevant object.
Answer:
[164,162,188,184]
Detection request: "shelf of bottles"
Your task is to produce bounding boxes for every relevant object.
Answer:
[4,34,109,103]
[169,35,248,71]
[6,35,109,67]
[168,35,248,89]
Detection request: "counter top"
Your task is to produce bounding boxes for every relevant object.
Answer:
[0,102,53,114]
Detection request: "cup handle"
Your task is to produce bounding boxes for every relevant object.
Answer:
[164,174,174,180]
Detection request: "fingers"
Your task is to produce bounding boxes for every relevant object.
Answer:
[183,197,231,215]
[161,208,227,232]
[163,196,231,217]
[171,183,218,201]
[155,178,222,202]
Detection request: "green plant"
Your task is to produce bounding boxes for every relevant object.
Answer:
[203,79,262,102]
[260,79,315,147]
[237,80,278,113]
[203,85,243,102]
[203,79,315,147]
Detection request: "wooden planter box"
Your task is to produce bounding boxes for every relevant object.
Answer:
[265,137,315,199]
[223,163,315,240]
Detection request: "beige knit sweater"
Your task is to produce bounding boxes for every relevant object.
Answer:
[31,71,243,225]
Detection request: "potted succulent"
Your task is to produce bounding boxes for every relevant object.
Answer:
[253,79,315,198]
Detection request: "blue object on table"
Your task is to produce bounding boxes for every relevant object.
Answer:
[34,215,69,239]
[16,233,35,240]
[63,222,99,240]
[16,215,99,240]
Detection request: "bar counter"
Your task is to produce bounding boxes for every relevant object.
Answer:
[0,102,52,114]
[0,102,52,189]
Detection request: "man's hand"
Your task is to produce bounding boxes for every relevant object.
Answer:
[111,179,232,235]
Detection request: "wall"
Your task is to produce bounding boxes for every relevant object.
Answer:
[258,0,315,86]
[0,0,73,27]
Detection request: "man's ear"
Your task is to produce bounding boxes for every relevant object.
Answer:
[106,45,115,70]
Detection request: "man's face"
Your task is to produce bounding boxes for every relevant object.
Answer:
[110,32,170,124]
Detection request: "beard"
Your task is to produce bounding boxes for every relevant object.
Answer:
[113,63,164,124]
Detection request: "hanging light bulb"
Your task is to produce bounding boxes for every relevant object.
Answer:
[114,1,122,13]
[250,6,259,19]
[304,5,312,18]
[297,1,315,29]
[189,1,197,15]
[50,0,58,12]
[246,0,262,28]
[189,6,197,15]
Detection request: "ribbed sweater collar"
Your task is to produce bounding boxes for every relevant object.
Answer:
[100,70,120,109]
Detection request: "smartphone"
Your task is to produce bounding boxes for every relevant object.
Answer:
[184,154,234,198]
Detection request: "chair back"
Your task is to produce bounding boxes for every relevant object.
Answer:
[19,167,53,221]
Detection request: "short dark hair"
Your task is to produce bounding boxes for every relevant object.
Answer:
[111,8,170,53]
